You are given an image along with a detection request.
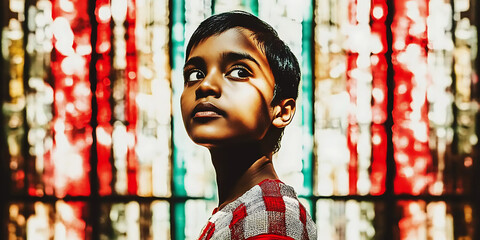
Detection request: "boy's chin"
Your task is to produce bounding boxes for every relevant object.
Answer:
[189,135,219,146]
[194,142,217,149]
[191,138,225,149]
[191,137,265,150]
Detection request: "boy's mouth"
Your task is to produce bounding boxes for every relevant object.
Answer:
[191,102,225,119]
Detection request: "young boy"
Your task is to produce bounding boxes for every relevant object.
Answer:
[181,10,317,240]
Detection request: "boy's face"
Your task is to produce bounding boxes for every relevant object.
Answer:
[181,28,276,147]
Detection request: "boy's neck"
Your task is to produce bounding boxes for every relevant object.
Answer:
[209,145,278,210]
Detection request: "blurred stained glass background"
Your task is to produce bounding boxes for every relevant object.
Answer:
[0,0,479,239]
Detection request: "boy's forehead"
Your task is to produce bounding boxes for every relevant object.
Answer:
[188,28,268,64]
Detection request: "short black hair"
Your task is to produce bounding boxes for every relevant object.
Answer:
[185,10,301,153]
[185,10,301,105]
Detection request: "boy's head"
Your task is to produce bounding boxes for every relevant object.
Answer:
[185,11,301,105]
[181,10,300,153]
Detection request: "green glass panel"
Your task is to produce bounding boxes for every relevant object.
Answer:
[174,202,186,240]
[171,0,187,197]
[243,0,258,15]
[301,0,314,196]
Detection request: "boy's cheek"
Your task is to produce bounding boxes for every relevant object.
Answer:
[229,107,271,133]
[245,78,275,107]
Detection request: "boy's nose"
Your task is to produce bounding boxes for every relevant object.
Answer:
[195,71,222,99]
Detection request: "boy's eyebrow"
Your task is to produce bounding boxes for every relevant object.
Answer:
[183,51,261,71]
[184,56,206,70]
[221,51,260,67]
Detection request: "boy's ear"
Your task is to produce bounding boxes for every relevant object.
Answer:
[272,98,296,128]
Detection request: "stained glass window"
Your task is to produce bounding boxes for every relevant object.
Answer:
[0,0,478,239]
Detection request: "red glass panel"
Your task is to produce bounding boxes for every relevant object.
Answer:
[347,124,358,195]
[125,0,139,195]
[370,124,387,195]
[370,0,388,196]
[392,0,433,195]
[371,47,388,125]
[50,0,92,196]
[95,0,113,196]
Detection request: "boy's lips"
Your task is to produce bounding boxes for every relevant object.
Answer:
[191,102,225,119]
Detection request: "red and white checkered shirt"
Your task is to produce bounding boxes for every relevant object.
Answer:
[198,179,317,240]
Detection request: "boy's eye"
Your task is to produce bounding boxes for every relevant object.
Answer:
[186,70,205,82]
[227,67,252,79]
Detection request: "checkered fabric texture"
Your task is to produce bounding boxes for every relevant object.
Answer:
[198,179,317,240]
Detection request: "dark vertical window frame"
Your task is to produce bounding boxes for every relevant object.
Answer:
[0,0,9,239]
[22,0,32,204]
[309,0,317,223]
[88,0,100,238]
[475,0,480,238]
[0,119,8,238]
[167,0,175,238]
[450,0,460,187]
[384,0,396,239]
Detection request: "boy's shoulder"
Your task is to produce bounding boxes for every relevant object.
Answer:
[198,179,317,240]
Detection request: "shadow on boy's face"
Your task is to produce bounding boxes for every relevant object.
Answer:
[180,28,278,149]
